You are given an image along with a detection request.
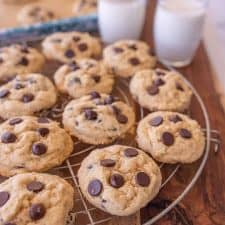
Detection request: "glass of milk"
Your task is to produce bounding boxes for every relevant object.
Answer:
[154,0,208,67]
[98,0,147,43]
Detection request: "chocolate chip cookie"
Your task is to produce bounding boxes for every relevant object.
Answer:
[54,59,114,98]
[42,31,102,63]
[0,44,45,83]
[73,0,97,16]
[137,111,205,164]
[0,172,74,224]
[62,93,135,145]
[103,40,156,78]
[78,145,162,216]
[130,69,193,112]
[0,116,73,176]
[0,73,57,119]
[17,4,57,25]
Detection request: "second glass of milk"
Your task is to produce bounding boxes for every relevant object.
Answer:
[154,0,208,67]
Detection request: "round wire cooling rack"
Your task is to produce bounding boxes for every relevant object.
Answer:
[46,66,221,225]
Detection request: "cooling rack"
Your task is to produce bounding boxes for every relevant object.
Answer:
[44,65,221,225]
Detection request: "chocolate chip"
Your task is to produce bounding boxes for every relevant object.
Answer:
[147,85,159,95]
[73,36,81,42]
[78,43,88,52]
[37,128,49,137]
[21,93,34,103]
[0,58,3,64]
[150,116,163,126]
[156,70,165,76]
[113,47,124,53]
[92,75,101,83]
[176,83,184,91]
[4,222,16,225]
[100,159,116,167]
[180,129,192,139]
[0,89,10,98]
[14,83,25,90]
[169,115,182,123]
[0,117,5,123]
[0,192,9,207]
[88,179,102,196]
[162,132,174,146]
[9,118,23,126]
[104,95,115,105]
[154,78,165,86]
[90,91,100,99]
[84,109,98,120]
[48,11,54,18]
[18,57,29,66]
[1,132,17,143]
[37,117,49,123]
[111,106,121,115]
[69,61,80,71]
[29,203,46,220]
[109,174,125,188]
[129,57,140,66]
[20,46,29,54]
[32,143,47,155]
[70,77,81,85]
[116,114,128,124]
[124,148,138,157]
[128,44,137,50]
[136,172,150,187]
[65,49,75,58]
[27,181,44,193]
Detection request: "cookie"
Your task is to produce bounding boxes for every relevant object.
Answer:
[0,172,74,225]
[103,40,156,78]
[78,145,162,216]
[73,0,97,16]
[17,4,57,25]
[0,73,57,119]
[62,93,135,145]
[0,44,45,83]
[130,69,193,112]
[42,31,102,63]
[0,116,73,176]
[137,111,205,164]
[54,59,114,98]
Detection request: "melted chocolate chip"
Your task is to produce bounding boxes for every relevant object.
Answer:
[69,62,80,71]
[92,75,101,83]
[27,181,44,193]
[154,78,165,86]
[65,49,75,58]
[136,172,150,187]
[104,95,115,105]
[73,36,81,42]
[0,192,9,207]
[88,179,102,196]
[37,128,49,137]
[100,159,116,167]
[113,47,124,53]
[162,132,174,146]
[71,77,81,84]
[4,222,16,225]
[180,129,192,139]
[37,117,49,123]
[169,115,183,123]
[22,94,34,103]
[9,118,23,126]
[147,85,159,95]
[0,58,3,64]
[150,116,163,127]
[176,83,184,91]
[20,46,29,54]
[14,83,25,90]
[1,132,17,143]
[109,174,125,188]
[29,203,46,220]
[116,114,128,124]
[84,109,98,120]
[156,70,165,76]
[129,57,140,66]
[18,57,29,66]
[78,43,88,52]
[128,44,137,50]
[32,143,47,155]
[90,91,100,99]
[124,148,138,157]
[0,89,10,98]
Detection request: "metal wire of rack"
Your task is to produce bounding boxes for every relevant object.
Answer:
[49,67,221,225]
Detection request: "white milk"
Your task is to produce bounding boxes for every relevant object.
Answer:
[154,0,207,67]
[98,0,147,43]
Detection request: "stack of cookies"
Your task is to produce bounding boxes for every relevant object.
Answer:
[0,30,205,224]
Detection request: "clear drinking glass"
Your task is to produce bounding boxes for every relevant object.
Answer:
[154,0,208,67]
[98,0,147,43]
